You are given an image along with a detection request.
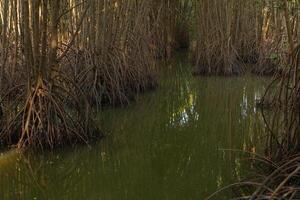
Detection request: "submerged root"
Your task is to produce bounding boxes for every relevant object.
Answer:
[249,155,300,200]
[208,154,300,199]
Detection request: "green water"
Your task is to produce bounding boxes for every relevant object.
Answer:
[0,57,268,200]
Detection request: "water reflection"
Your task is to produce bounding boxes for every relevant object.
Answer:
[169,91,199,127]
[0,56,268,200]
[241,87,248,119]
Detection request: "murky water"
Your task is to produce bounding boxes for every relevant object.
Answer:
[0,56,268,199]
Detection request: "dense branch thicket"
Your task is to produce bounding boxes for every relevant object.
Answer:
[0,0,188,148]
[192,0,259,75]
[0,0,299,150]
[149,0,191,59]
[0,0,96,148]
[2,0,300,198]
[251,0,300,76]
[191,0,300,76]
[0,0,194,148]
[262,45,300,159]
[64,0,158,106]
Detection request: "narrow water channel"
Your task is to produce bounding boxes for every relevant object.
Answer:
[0,55,268,199]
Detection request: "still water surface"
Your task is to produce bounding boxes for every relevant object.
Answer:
[0,57,268,199]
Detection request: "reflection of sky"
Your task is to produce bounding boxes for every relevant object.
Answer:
[240,87,264,119]
[254,91,262,113]
[169,93,199,127]
[170,83,264,127]
[240,87,248,119]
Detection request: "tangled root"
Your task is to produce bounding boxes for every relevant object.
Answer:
[0,74,99,149]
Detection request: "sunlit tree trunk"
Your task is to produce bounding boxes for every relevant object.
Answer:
[283,0,294,54]
[49,0,60,79]
[0,0,9,90]
[22,0,34,86]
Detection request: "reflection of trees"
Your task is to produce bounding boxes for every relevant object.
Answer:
[0,61,269,200]
[165,65,200,127]
[0,147,109,200]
